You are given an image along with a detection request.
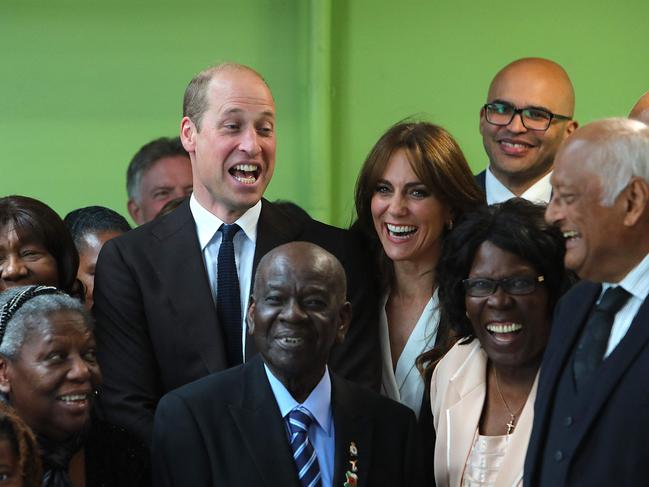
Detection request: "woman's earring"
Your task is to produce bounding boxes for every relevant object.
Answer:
[447,220,454,231]
[465,311,469,319]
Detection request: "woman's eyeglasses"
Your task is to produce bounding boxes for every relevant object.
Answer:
[463,275,545,297]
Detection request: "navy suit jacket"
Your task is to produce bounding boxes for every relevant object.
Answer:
[474,170,486,192]
[524,280,649,486]
[152,355,424,487]
[93,199,380,445]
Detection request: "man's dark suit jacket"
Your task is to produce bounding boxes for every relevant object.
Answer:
[474,170,486,191]
[524,280,649,486]
[93,199,380,445]
[152,355,424,487]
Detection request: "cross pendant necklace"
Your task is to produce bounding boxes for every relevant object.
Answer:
[494,367,525,435]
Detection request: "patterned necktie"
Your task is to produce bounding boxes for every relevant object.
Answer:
[217,223,242,366]
[287,407,322,487]
[573,286,631,389]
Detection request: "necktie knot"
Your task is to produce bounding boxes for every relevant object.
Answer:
[219,223,241,243]
[596,286,631,315]
[287,407,315,435]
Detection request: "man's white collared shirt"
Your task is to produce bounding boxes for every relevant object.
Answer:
[190,194,262,361]
[602,252,649,357]
[485,167,552,205]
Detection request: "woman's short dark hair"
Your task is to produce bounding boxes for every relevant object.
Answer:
[353,121,485,288]
[0,196,79,294]
[64,205,131,250]
[439,198,573,339]
[417,199,575,377]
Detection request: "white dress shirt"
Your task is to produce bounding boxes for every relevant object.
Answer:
[602,252,649,357]
[190,194,261,361]
[485,167,552,205]
[379,291,440,418]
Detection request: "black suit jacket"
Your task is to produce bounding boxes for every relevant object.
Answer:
[152,355,424,487]
[474,169,486,191]
[524,280,649,486]
[93,199,380,445]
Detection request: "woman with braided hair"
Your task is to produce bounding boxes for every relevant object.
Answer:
[0,286,150,487]
[0,401,41,486]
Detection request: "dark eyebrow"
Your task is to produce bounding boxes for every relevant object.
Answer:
[375,178,425,188]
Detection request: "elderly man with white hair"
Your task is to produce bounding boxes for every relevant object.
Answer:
[524,118,649,486]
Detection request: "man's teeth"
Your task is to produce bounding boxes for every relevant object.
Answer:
[232,164,258,184]
[486,323,523,333]
[501,141,530,149]
[58,394,88,403]
[234,175,257,184]
[234,164,257,172]
[563,230,579,239]
[386,224,417,236]
[280,337,303,345]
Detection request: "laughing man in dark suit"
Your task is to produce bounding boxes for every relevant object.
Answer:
[93,63,380,446]
[524,118,649,486]
[152,242,423,487]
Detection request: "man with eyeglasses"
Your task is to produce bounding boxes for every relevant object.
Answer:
[476,58,579,204]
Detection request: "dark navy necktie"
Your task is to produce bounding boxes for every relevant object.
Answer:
[573,286,631,389]
[217,223,242,366]
[287,407,322,487]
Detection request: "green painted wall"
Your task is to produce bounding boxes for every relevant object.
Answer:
[2,0,648,227]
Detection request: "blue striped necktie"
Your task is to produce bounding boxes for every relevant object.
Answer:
[216,223,242,366]
[287,406,322,487]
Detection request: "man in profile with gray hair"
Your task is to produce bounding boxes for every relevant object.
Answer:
[126,136,193,225]
[525,118,649,485]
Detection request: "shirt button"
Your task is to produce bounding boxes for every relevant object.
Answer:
[554,450,564,462]
[564,416,573,426]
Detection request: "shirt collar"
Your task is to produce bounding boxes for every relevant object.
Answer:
[264,364,333,434]
[189,194,261,250]
[485,167,552,205]
[601,251,649,301]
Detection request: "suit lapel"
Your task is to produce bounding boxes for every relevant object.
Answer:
[251,199,305,280]
[152,201,228,373]
[569,295,649,450]
[532,283,599,435]
[332,376,373,487]
[229,357,301,487]
[245,200,305,359]
[445,342,486,487]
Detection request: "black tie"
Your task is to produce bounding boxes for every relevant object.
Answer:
[217,223,242,366]
[573,286,631,389]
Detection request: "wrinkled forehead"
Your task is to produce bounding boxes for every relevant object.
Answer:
[23,309,92,340]
[552,139,601,183]
[255,251,342,295]
[206,69,275,115]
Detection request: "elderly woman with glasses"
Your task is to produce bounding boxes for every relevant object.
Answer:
[428,199,574,487]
